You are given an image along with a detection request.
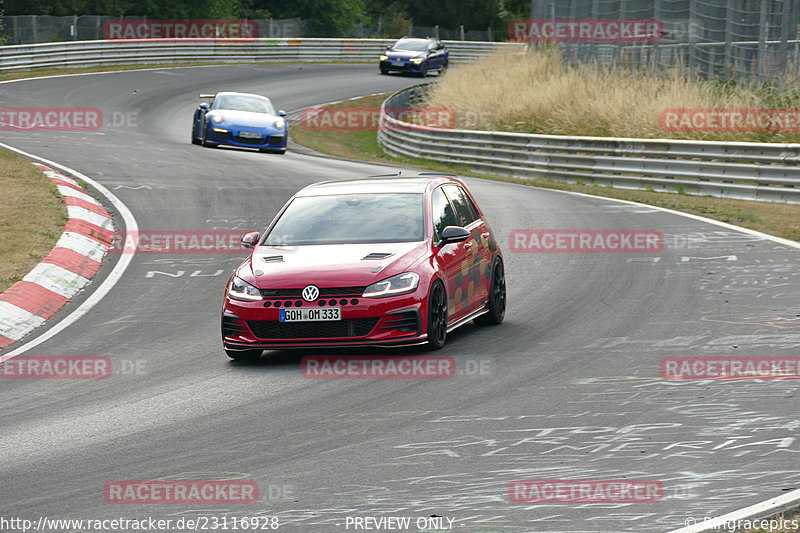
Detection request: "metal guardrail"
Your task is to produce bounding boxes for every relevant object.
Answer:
[378,84,800,204]
[0,38,520,71]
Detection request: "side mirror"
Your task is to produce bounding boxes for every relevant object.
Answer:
[439,226,470,246]
[241,232,260,249]
[278,110,286,117]
[199,103,209,110]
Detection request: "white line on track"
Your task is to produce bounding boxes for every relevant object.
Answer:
[0,142,138,360]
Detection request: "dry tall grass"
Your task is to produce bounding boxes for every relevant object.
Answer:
[426,48,800,142]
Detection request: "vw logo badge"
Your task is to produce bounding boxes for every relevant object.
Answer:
[302,285,320,302]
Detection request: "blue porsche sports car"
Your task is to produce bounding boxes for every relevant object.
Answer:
[379,37,448,76]
[191,92,288,154]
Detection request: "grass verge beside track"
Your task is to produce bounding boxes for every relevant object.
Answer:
[290,94,800,243]
[0,150,67,293]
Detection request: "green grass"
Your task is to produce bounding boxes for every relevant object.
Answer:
[0,150,68,293]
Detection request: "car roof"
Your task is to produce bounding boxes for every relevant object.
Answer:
[296,176,459,197]
[395,37,436,43]
[214,91,270,100]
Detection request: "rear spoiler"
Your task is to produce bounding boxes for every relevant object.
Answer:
[199,94,215,99]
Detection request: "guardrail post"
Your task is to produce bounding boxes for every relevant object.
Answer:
[757,0,768,82]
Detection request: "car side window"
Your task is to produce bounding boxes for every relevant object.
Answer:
[443,184,480,227]
[431,187,458,242]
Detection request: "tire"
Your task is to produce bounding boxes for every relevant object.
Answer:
[225,348,263,361]
[419,62,429,77]
[201,127,218,148]
[439,61,448,75]
[475,256,506,326]
[426,280,448,350]
[380,68,388,75]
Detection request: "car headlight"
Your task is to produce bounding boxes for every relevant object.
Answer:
[228,276,262,301]
[410,58,423,64]
[273,118,285,129]
[380,55,388,61]
[362,272,420,298]
[209,112,224,124]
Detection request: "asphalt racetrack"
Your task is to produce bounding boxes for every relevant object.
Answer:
[1,64,799,532]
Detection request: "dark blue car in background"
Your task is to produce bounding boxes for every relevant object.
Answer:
[191,92,288,154]
[379,37,448,77]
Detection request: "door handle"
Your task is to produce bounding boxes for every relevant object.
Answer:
[481,232,491,239]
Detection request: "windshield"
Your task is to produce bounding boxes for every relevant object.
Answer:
[391,39,430,52]
[264,193,425,245]
[213,94,276,114]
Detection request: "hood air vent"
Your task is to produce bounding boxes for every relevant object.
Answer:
[362,252,393,260]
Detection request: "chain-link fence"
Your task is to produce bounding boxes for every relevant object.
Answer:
[521,0,800,81]
[0,16,307,44]
[0,15,496,45]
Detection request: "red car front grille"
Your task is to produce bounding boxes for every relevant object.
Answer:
[246,318,379,339]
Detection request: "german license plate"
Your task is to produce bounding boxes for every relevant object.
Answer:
[280,307,341,322]
[391,61,404,66]
[239,131,262,139]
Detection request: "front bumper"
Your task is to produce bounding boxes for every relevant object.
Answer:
[207,126,287,149]
[222,288,426,350]
[380,59,425,73]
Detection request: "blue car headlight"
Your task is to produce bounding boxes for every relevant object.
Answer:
[228,276,262,301]
[363,272,420,298]
[410,58,423,64]
[273,118,286,129]
[380,55,388,61]
[209,112,224,124]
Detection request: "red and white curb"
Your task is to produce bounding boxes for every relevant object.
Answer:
[0,163,113,349]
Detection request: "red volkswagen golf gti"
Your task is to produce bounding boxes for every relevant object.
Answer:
[221,175,505,359]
